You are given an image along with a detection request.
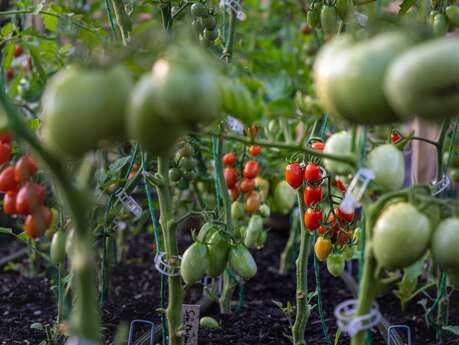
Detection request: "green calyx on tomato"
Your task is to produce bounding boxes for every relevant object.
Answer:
[367,144,405,190]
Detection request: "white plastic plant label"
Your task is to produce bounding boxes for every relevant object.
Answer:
[339,168,375,214]
[116,190,143,219]
[227,116,244,134]
[182,304,200,345]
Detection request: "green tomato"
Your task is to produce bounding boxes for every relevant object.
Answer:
[314,32,413,124]
[180,242,209,285]
[206,231,230,277]
[191,3,208,17]
[219,77,258,124]
[256,230,268,250]
[229,244,257,280]
[231,201,245,220]
[373,202,431,269]
[450,168,459,182]
[367,144,405,190]
[323,131,353,174]
[199,316,220,329]
[42,65,133,157]
[50,231,66,265]
[274,180,296,214]
[342,246,355,260]
[336,0,353,20]
[307,7,321,28]
[431,218,459,271]
[201,16,217,30]
[244,215,263,248]
[196,222,217,242]
[320,6,338,34]
[169,168,182,182]
[128,75,184,156]
[384,38,459,122]
[327,253,345,277]
[433,14,448,36]
[204,28,218,41]
[446,5,459,25]
[259,204,271,217]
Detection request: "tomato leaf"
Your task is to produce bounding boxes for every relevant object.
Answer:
[2,41,15,71]
[110,157,131,173]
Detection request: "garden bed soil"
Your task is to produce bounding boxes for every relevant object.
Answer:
[0,229,458,345]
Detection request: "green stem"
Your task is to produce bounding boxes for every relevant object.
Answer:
[109,0,132,45]
[222,6,237,63]
[436,118,450,181]
[155,156,184,345]
[292,189,311,345]
[57,263,64,323]
[279,213,299,275]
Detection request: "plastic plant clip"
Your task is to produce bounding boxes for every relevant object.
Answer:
[227,116,244,134]
[154,251,181,277]
[431,174,450,196]
[116,190,143,219]
[339,168,375,214]
[387,325,412,345]
[202,275,224,297]
[219,0,246,20]
[128,320,155,345]
[112,218,127,232]
[334,299,382,337]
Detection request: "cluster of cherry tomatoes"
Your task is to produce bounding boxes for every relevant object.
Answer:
[5,44,31,82]
[0,131,53,239]
[223,144,263,213]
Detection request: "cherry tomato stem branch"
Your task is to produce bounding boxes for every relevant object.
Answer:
[109,0,132,45]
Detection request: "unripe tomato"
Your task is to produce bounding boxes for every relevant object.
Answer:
[327,253,345,277]
[180,242,209,284]
[446,5,459,25]
[336,230,352,245]
[255,177,270,201]
[204,28,218,41]
[14,155,37,183]
[307,7,321,28]
[191,2,208,17]
[245,191,261,213]
[311,142,325,151]
[285,163,303,189]
[431,218,459,271]
[229,244,257,280]
[239,177,255,193]
[323,131,353,174]
[304,162,322,184]
[320,5,338,34]
[433,14,448,36]
[0,130,12,143]
[315,236,332,261]
[224,167,238,189]
[243,160,260,178]
[450,168,459,183]
[336,0,353,20]
[50,231,66,264]
[249,145,261,156]
[304,208,323,231]
[16,182,45,215]
[14,44,23,57]
[223,152,237,165]
[3,190,17,215]
[231,201,245,220]
[303,185,323,207]
[259,204,271,217]
[373,202,431,269]
[0,142,12,165]
[207,231,230,277]
[168,168,181,182]
[367,144,405,190]
[336,207,354,223]
[200,317,220,330]
[201,16,217,30]
[274,181,296,214]
[0,167,18,192]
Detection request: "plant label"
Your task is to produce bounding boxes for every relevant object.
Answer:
[182,304,200,345]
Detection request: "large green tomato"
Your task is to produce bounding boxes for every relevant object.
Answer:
[206,231,230,278]
[431,218,459,271]
[373,202,431,269]
[229,244,257,280]
[42,65,132,157]
[314,32,413,124]
[244,214,263,248]
[274,180,296,214]
[327,253,345,277]
[180,242,209,284]
[367,144,405,190]
[385,38,459,121]
[127,74,184,155]
[323,131,353,174]
[50,230,66,265]
[151,50,220,127]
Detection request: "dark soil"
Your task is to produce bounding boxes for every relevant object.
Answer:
[1,227,458,345]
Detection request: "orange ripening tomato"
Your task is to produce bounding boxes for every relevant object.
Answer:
[315,236,332,261]
[223,152,237,165]
[14,155,37,183]
[245,191,261,213]
[239,177,255,193]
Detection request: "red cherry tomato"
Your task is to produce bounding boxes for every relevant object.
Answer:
[336,207,355,223]
[249,145,262,156]
[327,212,340,233]
[0,131,13,144]
[311,142,325,151]
[285,163,304,189]
[0,142,12,165]
[3,190,17,215]
[6,67,15,81]
[0,167,18,192]
[224,167,238,189]
[335,178,346,193]
[24,206,52,239]
[243,160,260,178]
[391,132,402,144]
[14,155,37,183]
[318,225,328,235]
[14,44,23,57]
[223,152,237,165]
[304,163,322,184]
[303,185,323,207]
[239,177,255,193]
[229,187,239,201]
[16,182,45,215]
[336,230,352,245]
[304,208,323,232]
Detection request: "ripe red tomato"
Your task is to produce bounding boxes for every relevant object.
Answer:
[303,185,323,207]
[14,44,23,57]
[16,182,45,215]
[304,208,323,231]
[14,155,37,183]
[224,167,238,189]
[245,191,261,213]
[249,145,261,156]
[239,177,255,193]
[391,132,401,144]
[24,207,52,239]
[229,186,239,201]
[318,225,328,235]
[243,160,260,178]
[0,142,12,165]
[336,230,352,245]
[335,178,346,193]
[304,163,322,184]
[336,207,355,223]
[223,152,236,165]
[0,131,12,143]
[3,190,17,215]
[311,142,325,151]
[327,212,340,233]
[6,67,15,81]
[285,163,303,189]
[0,167,18,192]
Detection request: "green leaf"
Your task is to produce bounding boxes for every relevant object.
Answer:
[110,157,131,173]
[267,97,295,117]
[334,328,342,345]
[443,326,459,336]
[2,41,15,71]
[399,0,416,15]
[28,46,47,82]
[32,1,45,15]
[42,12,58,32]
[1,23,15,38]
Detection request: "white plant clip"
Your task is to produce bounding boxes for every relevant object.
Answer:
[339,168,375,214]
[154,252,182,277]
[112,218,127,232]
[116,190,143,220]
[335,299,382,337]
[431,175,450,196]
[220,0,246,20]
[227,116,244,134]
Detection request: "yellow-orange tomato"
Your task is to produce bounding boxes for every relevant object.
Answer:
[245,191,261,213]
[315,236,332,261]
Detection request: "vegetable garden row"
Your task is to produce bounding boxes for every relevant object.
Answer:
[0,0,459,344]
